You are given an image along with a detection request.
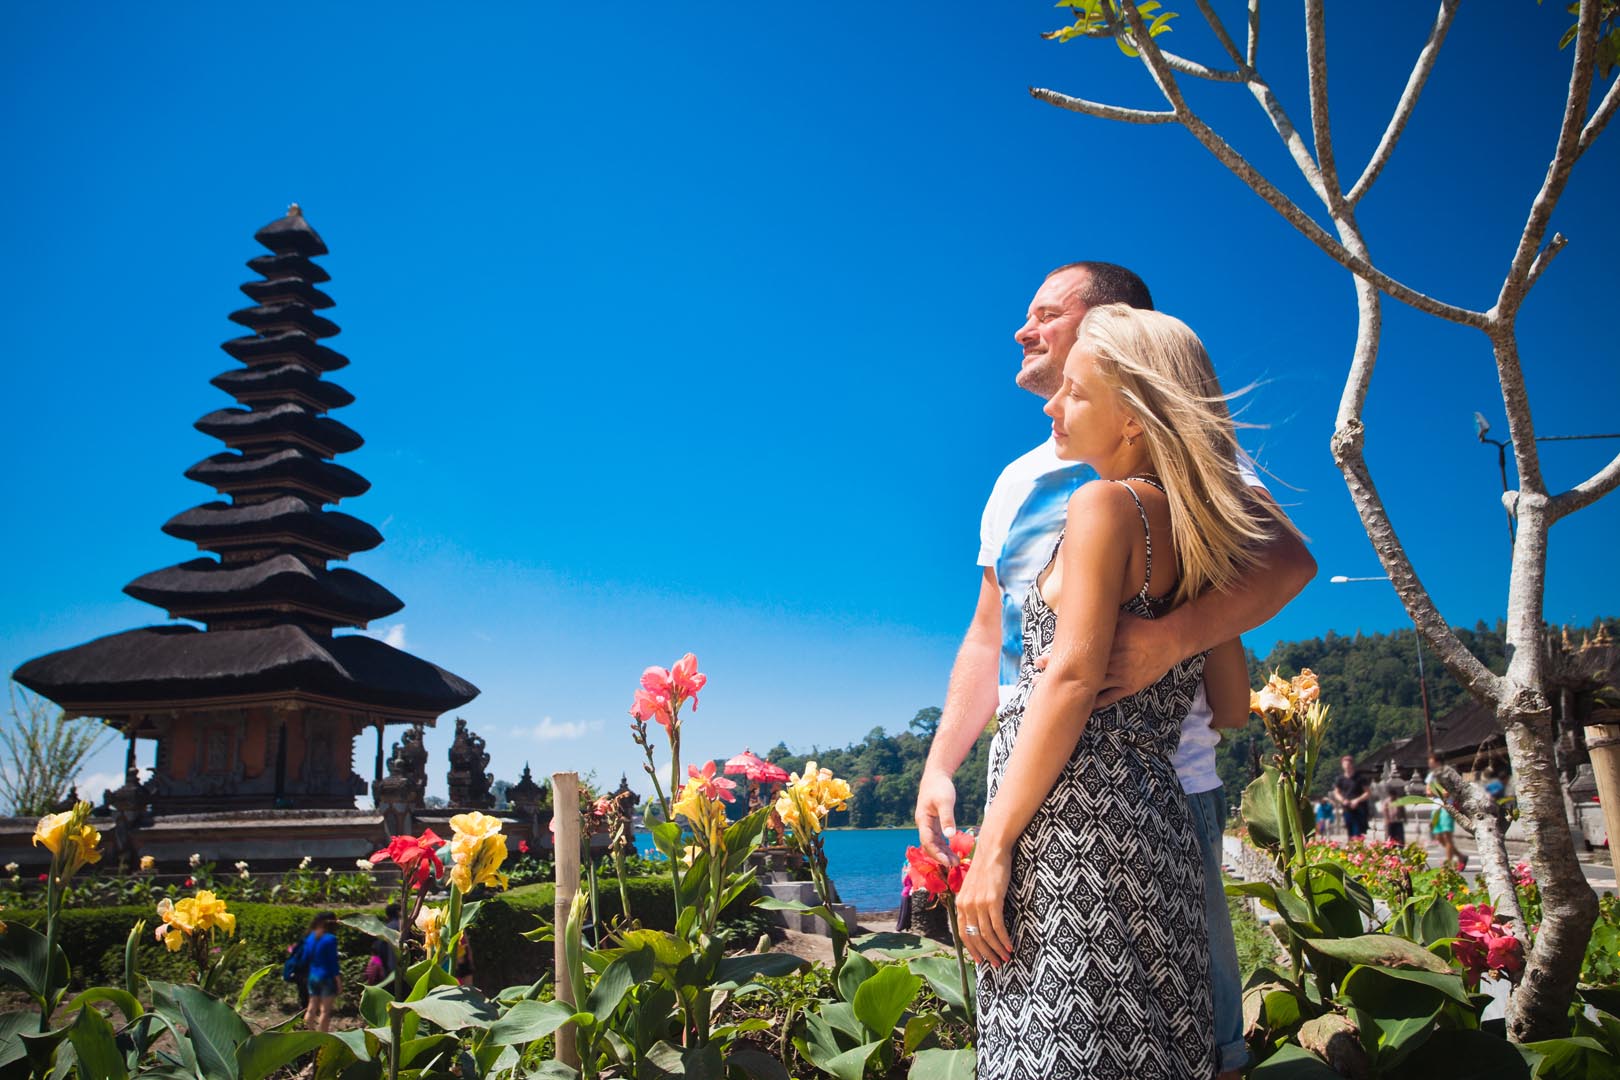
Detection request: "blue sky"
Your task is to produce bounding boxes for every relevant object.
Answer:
[3,4,1617,802]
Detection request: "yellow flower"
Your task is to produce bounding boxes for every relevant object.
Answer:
[1291,669,1320,705]
[140,855,156,871]
[775,761,854,836]
[679,844,701,868]
[156,891,235,944]
[188,891,236,935]
[673,776,727,849]
[33,804,103,882]
[416,904,446,953]
[448,812,509,893]
[1251,679,1292,715]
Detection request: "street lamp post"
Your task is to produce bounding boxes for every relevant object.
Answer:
[1330,575,1435,755]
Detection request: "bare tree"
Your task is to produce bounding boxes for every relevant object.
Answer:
[1029,0,1619,1041]
[0,683,111,818]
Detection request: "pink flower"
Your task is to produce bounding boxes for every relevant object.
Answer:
[1453,937,1486,982]
[1457,904,1496,939]
[518,839,529,854]
[1512,861,1535,888]
[671,653,707,708]
[630,688,673,730]
[687,760,737,803]
[1485,932,1524,976]
[184,876,195,887]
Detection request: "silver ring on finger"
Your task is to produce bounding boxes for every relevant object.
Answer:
[963,924,980,936]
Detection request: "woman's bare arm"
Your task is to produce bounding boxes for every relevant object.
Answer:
[1203,638,1251,729]
[954,481,1138,965]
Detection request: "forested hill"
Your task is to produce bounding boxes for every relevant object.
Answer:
[757,617,1617,828]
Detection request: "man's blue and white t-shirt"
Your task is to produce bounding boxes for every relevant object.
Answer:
[977,436,1263,796]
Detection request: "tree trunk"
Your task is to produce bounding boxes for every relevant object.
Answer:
[1502,707,1599,1042]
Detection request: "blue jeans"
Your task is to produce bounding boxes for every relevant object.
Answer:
[1189,786,1247,1072]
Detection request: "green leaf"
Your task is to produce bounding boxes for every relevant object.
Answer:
[803,1038,884,1080]
[1305,934,1454,974]
[1241,771,1284,850]
[819,1001,866,1043]
[1519,1036,1619,1079]
[238,1032,355,1080]
[0,921,66,1006]
[359,985,391,1029]
[726,1047,791,1080]
[836,949,877,1005]
[234,964,277,1013]
[910,955,970,1012]
[393,986,498,1031]
[586,946,653,1020]
[903,1014,940,1055]
[651,822,685,859]
[60,987,142,1024]
[485,999,578,1046]
[908,1046,976,1080]
[713,952,807,991]
[644,1038,726,1078]
[154,979,252,1080]
[852,963,923,1039]
[1392,1027,1531,1079]
[852,932,942,960]
[1250,1044,1341,1077]
[66,1004,127,1080]
[340,915,400,951]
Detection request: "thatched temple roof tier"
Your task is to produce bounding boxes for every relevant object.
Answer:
[254,205,329,257]
[240,277,334,310]
[210,365,354,411]
[185,449,369,502]
[193,404,363,456]
[247,252,330,284]
[162,497,382,558]
[13,624,477,717]
[125,555,403,628]
[222,330,348,373]
[228,302,341,340]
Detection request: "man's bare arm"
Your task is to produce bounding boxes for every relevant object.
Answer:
[1097,491,1316,706]
[915,567,1002,863]
[1203,638,1251,729]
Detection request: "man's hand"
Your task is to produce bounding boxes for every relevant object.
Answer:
[915,769,960,865]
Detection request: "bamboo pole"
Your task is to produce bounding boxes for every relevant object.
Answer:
[552,771,580,1069]
[1584,719,1620,856]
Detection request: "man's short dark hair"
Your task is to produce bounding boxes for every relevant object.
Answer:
[1046,261,1154,311]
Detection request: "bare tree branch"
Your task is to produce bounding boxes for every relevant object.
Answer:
[1488,328,1549,495]
[1194,0,1247,69]
[1346,0,1460,206]
[1501,0,1604,308]
[1577,72,1620,157]
[1526,232,1569,291]
[1330,420,1506,702]
[1246,0,1260,69]
[1157,49,1242,81]
[1549,449,1620,521]
[1028,87,1176,124]
[1304,0,1345,207]
[1110,1,1487,327]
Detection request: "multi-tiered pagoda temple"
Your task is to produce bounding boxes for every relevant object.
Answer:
[15,206,478,813]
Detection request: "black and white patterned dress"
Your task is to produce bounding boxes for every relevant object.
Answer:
[977,481,1215,1080]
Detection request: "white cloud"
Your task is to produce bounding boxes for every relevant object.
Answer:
[529,716,604,741]
[74,770,123,799]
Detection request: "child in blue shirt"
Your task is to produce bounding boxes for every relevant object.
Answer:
[299,911,341,1032]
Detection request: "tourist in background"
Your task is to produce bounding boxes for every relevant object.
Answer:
[915,262,1315,1080]
[1331,755,1371,839]
[1315,796,1336,836]
[1382,784,1407,845]
[1427,753,1467,871]
[952,303,1307,1078]
[365,901,400,985]
[300,911,342,1033]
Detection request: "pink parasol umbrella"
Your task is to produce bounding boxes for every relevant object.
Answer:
[724,749,790,784]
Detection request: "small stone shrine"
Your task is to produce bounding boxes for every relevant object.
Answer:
[14,207,479,816]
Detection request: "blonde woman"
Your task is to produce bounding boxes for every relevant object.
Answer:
[955,304,1302,1079]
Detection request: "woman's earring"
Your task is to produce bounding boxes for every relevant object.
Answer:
[1125,433,1136,446]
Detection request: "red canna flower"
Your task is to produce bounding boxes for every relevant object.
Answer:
[949,831,977,862]
[630,687,673,731]
[905,846,948,897]
[518,839,529,855]
[1457,904,1495,939]
[371,828,446,888]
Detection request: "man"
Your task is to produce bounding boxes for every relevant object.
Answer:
[1332,754,1371,839]
[915,261,1316,1079]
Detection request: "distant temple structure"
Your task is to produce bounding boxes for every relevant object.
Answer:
[14,206,479,817]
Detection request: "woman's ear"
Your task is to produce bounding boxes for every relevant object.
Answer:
[1122,416,1144,444]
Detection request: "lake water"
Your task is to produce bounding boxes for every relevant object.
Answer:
[633,826,916,914]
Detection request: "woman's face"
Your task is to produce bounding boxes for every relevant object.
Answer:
[1043,344,1129,466]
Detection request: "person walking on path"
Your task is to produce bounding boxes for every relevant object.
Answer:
[299,911,342,1033]
[1331,755,1371,839]
[1427,753,1467,871]
[915,263,1315,1079]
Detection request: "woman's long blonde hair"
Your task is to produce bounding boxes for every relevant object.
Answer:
[1076,303,1301,604]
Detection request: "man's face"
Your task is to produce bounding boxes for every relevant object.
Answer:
[1014,267,1090,398]
[1341,757,1355,776]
